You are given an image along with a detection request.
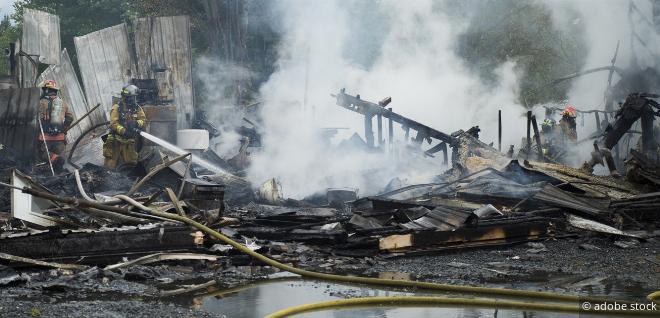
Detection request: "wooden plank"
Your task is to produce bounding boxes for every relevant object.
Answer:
[379,221,549,251]
[38,49,91,143]
[379,234,413,250]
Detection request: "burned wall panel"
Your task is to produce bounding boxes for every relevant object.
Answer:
[134,16,194,129]
[21,8,61,65]
[74,23,136,124]
[38,49,91,144]
[0,88,41,157]
[15,39,38,88]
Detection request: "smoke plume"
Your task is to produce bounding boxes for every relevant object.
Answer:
[246,0,527,198]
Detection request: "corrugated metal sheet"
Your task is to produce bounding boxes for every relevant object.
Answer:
[74,23,136,124]
[134,16,194,129]
[0,88,41,157]
[21,8,60,65]
[38,49,92,144]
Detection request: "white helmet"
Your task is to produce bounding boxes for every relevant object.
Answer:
[121,84,139,97]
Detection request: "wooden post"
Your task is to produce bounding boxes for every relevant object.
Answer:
[404,126,410,143]
[526,111,532,159]
[377,114,383,147]
[498,109,502,152]
[365,113,374,147]
[388,108,394,146]
[595,112,601,132]
[441,142,448,166]
[531,115,544,161]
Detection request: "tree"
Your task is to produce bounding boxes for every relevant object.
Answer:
[0,12,19,76]
[456,0,587,106]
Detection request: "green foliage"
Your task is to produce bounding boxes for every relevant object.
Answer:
[457,0,587,106]
[0,12,18,75]
[11,0,130,75]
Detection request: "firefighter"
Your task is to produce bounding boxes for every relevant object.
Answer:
[103,84,146,170]
[37,80,73,172]
[540,119,556,150]
[559,105,578,144]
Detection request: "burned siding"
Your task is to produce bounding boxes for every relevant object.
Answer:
[74,23,136,123]
[38,49,92,144]
[0,88,41,157]
[15,39,38,88]
[21,8,61,65]
[134,16,194,129]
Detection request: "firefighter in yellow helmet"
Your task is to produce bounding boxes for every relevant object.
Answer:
[103,84,146,170]
[37,80,73,172]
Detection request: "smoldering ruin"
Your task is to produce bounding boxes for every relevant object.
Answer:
[0,1,659,317]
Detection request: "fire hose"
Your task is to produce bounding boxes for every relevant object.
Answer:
[0,182,657,317]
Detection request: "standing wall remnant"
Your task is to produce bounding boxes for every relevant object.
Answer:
[134,16,194,129]
[74,23,136,124]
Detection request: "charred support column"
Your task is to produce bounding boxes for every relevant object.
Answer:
[641,108,655,154]
[364,113,374,147]
[377,114,383,147]
[441,142,448,166]
[404,126,410,143]
[531,115,544,161]
[526,111,532,159]
[498,109,502,152]
[595,112,601,133]
[388,108,393,146]
[9,43,16,77]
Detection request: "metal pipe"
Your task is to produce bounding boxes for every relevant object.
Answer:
[498,109,502,152]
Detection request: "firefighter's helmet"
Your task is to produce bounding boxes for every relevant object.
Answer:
[121,84,139,97]
[42,80,59,90]
[561,105,577,118]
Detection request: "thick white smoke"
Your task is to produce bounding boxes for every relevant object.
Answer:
[246,0,527,198]
[194,57,253,157]
[546,0,658,168]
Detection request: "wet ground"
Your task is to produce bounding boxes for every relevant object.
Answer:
[0,235,656,318]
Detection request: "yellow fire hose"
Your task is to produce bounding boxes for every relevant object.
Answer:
[264,296,656,318]
[141,209,658,317]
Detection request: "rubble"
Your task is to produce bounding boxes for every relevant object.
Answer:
[0,5,659,318]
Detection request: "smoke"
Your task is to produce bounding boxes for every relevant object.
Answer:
[246,0,527,198]
[194,56,253,157]
[545,0,658,168]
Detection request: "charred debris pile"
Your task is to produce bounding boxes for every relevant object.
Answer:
[0,9,659,300]
[1,90,659,276]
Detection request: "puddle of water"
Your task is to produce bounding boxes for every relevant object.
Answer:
[188,279,577,318]
[159,267,651,317]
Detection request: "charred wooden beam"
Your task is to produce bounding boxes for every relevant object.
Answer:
[0,226,198,263]
[379,220,550,252]
[334,89,456,145]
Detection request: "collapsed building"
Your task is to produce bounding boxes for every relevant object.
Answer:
[0,6,659,318]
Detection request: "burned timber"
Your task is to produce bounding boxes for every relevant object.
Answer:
[0,3,659,318]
